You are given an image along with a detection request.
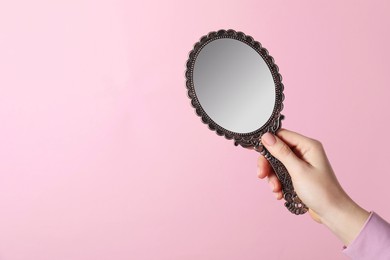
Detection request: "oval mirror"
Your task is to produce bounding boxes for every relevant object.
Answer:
[185,29,308,215]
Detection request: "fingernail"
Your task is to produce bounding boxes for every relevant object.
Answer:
[268,181,274,192]
[262,133,276,146]
[274,192,280,199]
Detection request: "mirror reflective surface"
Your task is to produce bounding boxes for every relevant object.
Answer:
[193,38,275,133]
[186,30,308,215]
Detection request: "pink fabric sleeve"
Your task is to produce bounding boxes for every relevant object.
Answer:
[343,212,390,259]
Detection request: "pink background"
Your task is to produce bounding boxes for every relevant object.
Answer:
[0,0,389,259]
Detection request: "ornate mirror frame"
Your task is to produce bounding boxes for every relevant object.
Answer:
[185,29,284,151]
[185,29,308,215]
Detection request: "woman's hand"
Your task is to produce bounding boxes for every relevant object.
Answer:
[257,129,369,246]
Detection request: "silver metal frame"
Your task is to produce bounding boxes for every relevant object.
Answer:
[185,29,308,215]
[185,29,284,149]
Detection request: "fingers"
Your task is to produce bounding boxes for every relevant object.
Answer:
[257,155,282,199]
[267,172,282,195]
[257,155,271,179]
[261,132,304,177]
[276,129,314,150]
[276,129,327,168]
[274,190,283,200]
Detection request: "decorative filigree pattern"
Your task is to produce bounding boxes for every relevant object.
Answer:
[185,29,285,149]
[260,147,308,215]
[185,29,308,215]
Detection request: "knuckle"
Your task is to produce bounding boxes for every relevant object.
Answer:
[311,139,324,150]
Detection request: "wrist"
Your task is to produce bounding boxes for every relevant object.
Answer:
[320,194,370,246]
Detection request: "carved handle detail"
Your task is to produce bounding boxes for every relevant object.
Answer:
[257,146,308,215]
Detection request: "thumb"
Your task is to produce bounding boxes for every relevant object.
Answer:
[261,132,304,175]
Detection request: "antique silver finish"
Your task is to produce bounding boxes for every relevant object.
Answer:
[185,29,307,215]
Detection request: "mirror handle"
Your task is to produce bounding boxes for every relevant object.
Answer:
[257,146,309,215]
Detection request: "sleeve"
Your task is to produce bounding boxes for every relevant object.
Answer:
[343,212,390,259]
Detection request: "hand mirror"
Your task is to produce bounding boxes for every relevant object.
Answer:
[185,29,308,215]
